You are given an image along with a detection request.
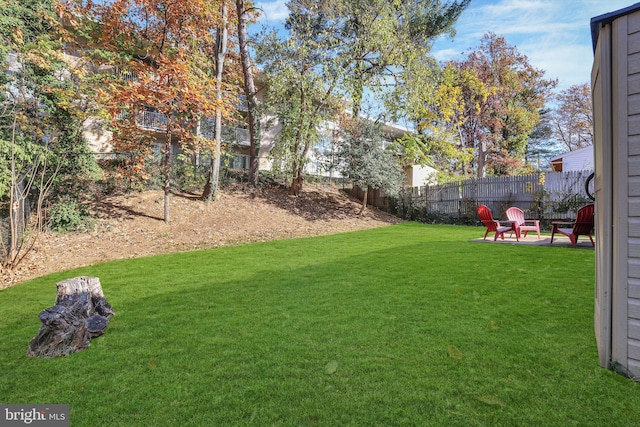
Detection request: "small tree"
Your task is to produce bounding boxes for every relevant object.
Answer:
[61,0,235,222]
[2,119,59,270]
[527,108,560,170]
[1,0,91,270]
[337,117,404,214]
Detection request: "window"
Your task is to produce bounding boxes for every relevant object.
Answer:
[228,154,249,169]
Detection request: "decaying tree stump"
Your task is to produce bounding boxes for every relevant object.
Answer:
[27,276,114,358]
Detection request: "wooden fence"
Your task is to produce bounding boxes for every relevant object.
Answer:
[356,170,594,222]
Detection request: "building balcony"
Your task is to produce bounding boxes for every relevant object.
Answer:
[131,112,249,146]
[136,111,168,131]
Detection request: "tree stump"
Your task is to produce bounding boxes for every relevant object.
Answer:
[27,276,115,358]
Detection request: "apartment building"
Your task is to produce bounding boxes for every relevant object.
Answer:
[81,83,436,187]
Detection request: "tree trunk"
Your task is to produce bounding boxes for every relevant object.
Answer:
[477,139,487,178]
[8,176,26,265]
[203,4,229,202]
[358,186,368,215]
[289,155,301,196]
[237,0,261,186]
[290,170,303,196]
[163,132,171,223]
[288,87,309,196]
[7,134,24,266]
[351,18,365,118]
[27,276,114,358]
[202,116,222,202]
[352,62,364,119]
[289,126,311,197]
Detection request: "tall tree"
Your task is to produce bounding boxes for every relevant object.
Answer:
[285,0,470,118]
[236,0,261,187]
[202,2,236,202]
[527,108,560,170]
[336,116,404,214]
[387,61,475,179]
[452,33,557,177]
[60,0,234,222]
[255,0,468,195]
[255,16,343,196]
[550,83,593,152]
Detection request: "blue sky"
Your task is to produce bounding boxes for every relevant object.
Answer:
[254,0,638,92]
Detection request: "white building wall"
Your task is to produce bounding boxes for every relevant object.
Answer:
[564,146,594,170]
[551,146,594,171]
[258,111,281,171]
[82,117,113,155]
[407,164,437,187]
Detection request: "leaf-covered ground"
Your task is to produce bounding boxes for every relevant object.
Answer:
[2,184,402,288]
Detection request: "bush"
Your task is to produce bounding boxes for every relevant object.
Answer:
[48,198,95,233]
[175,163,208,192]
[389,197,480,226]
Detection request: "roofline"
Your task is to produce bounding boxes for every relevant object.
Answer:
[591,2,640,52]
[550,145,593,162]
[380,121,413,136]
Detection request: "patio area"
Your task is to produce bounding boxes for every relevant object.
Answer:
[470,232,595,249]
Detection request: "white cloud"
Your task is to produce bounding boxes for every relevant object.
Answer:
[525,42,594,90]
[250,0,637,90]
[432,0,637,90]
[432,48,466,63]
[254,0,289,24]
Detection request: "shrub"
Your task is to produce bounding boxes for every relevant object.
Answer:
[48,198,95,233]
[173,158,209,193]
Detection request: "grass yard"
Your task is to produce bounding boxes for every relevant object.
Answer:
[1,222,639,426]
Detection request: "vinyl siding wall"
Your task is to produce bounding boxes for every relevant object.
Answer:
[562,147,594,171]
[622,10,640,377]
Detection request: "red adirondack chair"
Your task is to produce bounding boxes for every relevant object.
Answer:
[477,205,517,241]
[506,207,541,239]
[550,204,595,246]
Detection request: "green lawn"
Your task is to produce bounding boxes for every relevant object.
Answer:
[1,222,638,426]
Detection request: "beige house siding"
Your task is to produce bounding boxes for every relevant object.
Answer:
[626,10,640,376]
[591,3,640,380]
[82,117,113,155]
[592,29,611,370]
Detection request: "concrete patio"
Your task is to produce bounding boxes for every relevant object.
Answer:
[470,233,595,249]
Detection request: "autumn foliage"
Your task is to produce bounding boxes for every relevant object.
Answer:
[451,33,558,177]
[58,0,241,221]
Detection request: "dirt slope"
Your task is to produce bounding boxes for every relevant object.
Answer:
[1,184,402,288]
